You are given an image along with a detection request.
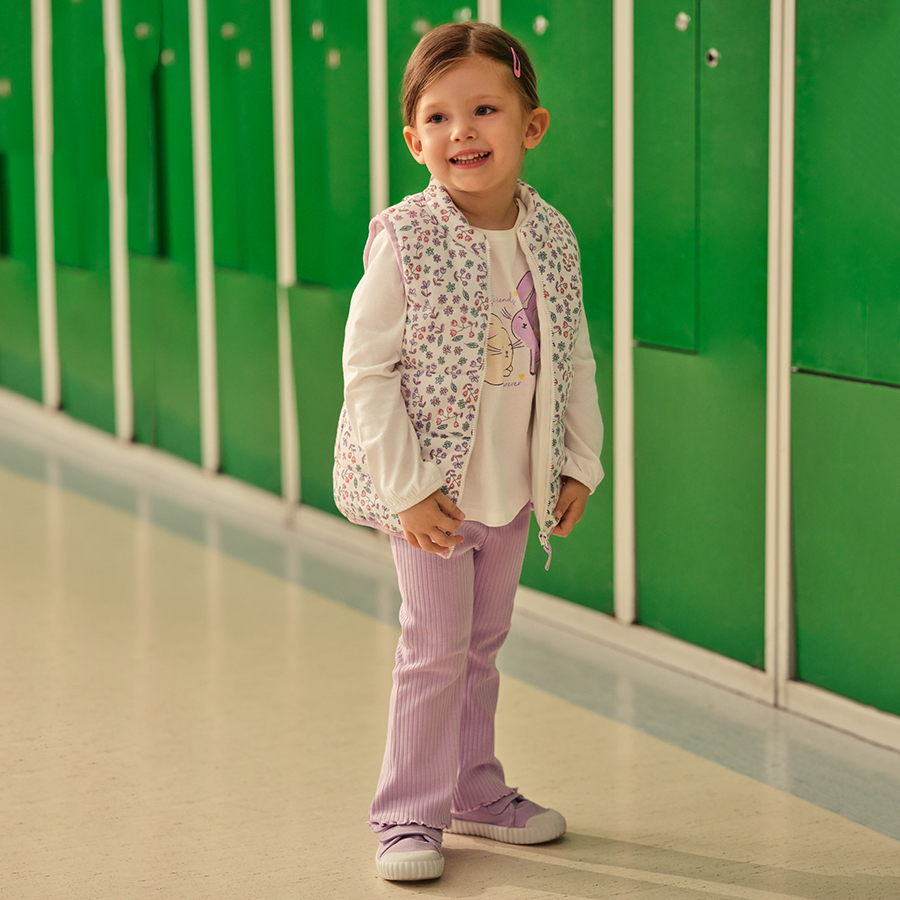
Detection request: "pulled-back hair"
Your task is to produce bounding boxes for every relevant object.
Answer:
[401,22,540,126]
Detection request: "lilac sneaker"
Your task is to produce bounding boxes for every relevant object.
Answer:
[375,825,444,881]
[448,793,566,844]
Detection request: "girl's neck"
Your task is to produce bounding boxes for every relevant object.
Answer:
[444,184,520,231]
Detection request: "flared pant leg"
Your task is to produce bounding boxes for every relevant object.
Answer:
[369,506,530,830]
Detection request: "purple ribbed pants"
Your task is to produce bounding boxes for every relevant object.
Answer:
[369,505,531,831]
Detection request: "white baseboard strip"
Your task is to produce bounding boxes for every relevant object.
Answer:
[785,680,900,754]
[514,585,776,706]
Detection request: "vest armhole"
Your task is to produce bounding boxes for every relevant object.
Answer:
[363,217,403,276]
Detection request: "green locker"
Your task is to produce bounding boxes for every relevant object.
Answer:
[633,1,697,351]
[793,3,900,387]
[633,1,769,666]
[0,1,41,401]
[289,1,368,512]
[208,0,280,493]
[289,284,348,515]
[503,2,615,614]
[792,1,900,717]
[387,1,472,203]
[292,0,369,289]
[792,376,900,717]
[123,0,202,465]
[52,0,116,433]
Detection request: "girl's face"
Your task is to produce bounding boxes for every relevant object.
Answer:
[403,56,549,226]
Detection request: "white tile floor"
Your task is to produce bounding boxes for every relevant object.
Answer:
[2,404,900,898]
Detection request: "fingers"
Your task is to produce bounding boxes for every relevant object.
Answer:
[552,508,574,537]
[405,527,463,553]
[552,478,589,537]
[399,491,466,554]
[433,491,466,522]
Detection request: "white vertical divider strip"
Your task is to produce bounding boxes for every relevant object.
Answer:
[277,288,299,506]
[764,0,784,702]
[613,0,637,624]
[31,0,59,410]
[189,0,219,473]
[477,0,501,26]
[271,0,296,289]
[368,0,389,215]
[772,0,796,706]
[271,0,300,507]
[104,0,133,441]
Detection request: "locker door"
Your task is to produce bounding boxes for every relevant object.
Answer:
[0,1,41,400]
[793,4,900,387]
[633,2,769,666]
[208,0,281,493]
[124,0,202,465]
[792,1,900,716]
[633,1,697,351]
[289,0,368,514]
[387,1,475,203]
[292,0,369,289]
[503,2,615,614]
[52,0,116,433]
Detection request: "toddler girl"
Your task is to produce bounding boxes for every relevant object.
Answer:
[334,20,603,881]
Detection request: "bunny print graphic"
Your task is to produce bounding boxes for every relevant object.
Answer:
[485,265,541,386]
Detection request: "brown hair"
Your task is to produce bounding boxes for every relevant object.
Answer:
[401,22,540,126]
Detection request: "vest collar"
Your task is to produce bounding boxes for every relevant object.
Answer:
[422,178,542,243]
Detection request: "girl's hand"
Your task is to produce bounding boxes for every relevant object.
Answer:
[398,490,466,553]
[552,477,590,537]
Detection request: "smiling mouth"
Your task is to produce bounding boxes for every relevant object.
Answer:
[450,151,491,166]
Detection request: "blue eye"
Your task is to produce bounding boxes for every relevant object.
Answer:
[427,114,446,125]
[476,106,495,116]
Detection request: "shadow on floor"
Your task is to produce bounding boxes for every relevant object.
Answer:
[371,832,900,900]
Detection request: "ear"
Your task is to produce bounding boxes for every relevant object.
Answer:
[523,107,550,150]
[403,126,427,164]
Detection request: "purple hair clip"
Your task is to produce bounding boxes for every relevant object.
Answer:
[510,46,521,78]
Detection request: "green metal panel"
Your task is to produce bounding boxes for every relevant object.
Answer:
[129,258,201,464]
[207,0,276,279]
[793,2,900,386]
[55,270,116,433]
[52,0,115,432]
[793,373,900,717]
[292,0,369,289]
[0,1,41,400]
[215,272,281,494]
[633,0,697,351]
[123,0,201,464]
[792,3,900,717]
[208,1,280,492]
[387,1,465,203]
[122,0,162,258]
[503,1,614,615]
[634,0,769,666]
[52,0,110,270]
[289,284,347,514]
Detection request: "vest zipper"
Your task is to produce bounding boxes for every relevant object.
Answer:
[522,238,556,562]
[453,236,491,504]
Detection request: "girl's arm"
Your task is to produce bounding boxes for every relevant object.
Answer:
[560,309,605,493]
[549,311,603,537]
[342,232,446,515]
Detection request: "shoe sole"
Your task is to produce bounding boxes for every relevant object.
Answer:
[376,852,444,881]
[448,809,566,845]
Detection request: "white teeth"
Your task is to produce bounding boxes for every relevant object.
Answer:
[452,152,489,163]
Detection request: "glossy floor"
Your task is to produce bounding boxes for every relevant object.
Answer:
[3,405,900,899]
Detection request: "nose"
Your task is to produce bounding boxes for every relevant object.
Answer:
[451,117,476,142]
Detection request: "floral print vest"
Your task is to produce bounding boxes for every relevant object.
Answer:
[333,180,583,564]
